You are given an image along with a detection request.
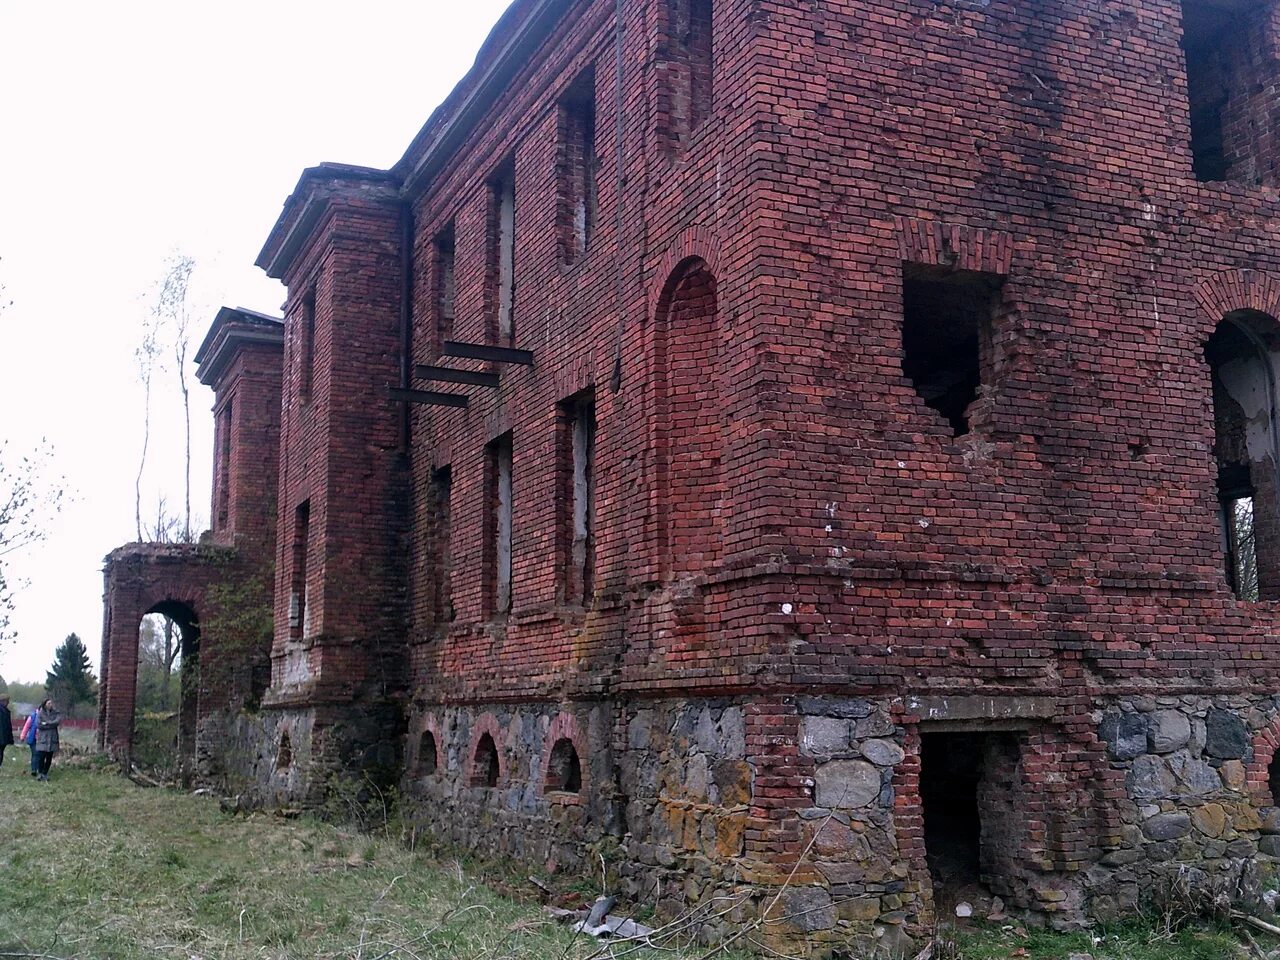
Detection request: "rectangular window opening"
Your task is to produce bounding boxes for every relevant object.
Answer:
[561,390,597,606]
[919,731,1024,910]
[290,500,311,640]
[299,287,317,404]
[486,434,514,616]
[216,398,233,531]
[901,264,1004,438]
[434,222,457,346]
[1181,0,1233,182]
[430,465,454,623]
[560,69,598,263]
[1220,476,1259,601]
[490,161,517,345]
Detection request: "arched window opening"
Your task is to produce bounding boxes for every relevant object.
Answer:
[276,732,293,770]
[471,733,500,788]
[419,730,439,776]
[1207,311,1280,600]
[660,258,723,577]
[545,738,582,794]
[1269,752,1280,805]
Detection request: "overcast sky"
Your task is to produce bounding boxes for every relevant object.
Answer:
[0,0,514,683]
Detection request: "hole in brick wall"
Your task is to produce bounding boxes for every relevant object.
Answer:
[1180,0,1273,185]
[429,465,454,623]
[545,737,582,793]
[485,434,514,616]
[902,264,1004,437]
[919,731,1024,909]
[489,158,517,344]
[290,500,311,639]
[1269,753,1280,803]
[215,397,233,532]
[276,732,293,770]
[419,730,438,776]
[559,390,596,606]
[1207,312,1280,600]
[472,732,500,788]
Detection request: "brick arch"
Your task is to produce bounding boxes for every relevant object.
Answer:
[649,225,723,318]
[99,545,225,760]
[466,712,504,788]
[1246,715,1280,805]
[1195,270,1280,333]
[539,711,587,802]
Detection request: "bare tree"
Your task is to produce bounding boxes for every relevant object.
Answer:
[0,440,67,641]
[157,255,196,540]
[134,295,165,541]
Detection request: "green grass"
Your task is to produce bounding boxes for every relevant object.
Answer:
[0,757,714,960]
[0,756,1254,960]
[952,920,1243,960]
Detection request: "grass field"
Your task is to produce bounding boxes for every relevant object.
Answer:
[0,752,1253,960]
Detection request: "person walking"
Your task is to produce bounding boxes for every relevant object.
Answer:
[20,707,38,776]
[0,696,12,769]
[33,698,60,782]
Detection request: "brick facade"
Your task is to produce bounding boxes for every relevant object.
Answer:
[100,0,1280,952]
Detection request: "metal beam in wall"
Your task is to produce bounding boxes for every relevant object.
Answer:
[414,364,501,388]
[388,387,469,408]
[441,340,534,366]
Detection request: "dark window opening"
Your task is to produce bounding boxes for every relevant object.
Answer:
[299,287,317,403]
[560,391,596,606]
[902,264,1004,437]
[546,738,582,793]
[1180,0,1275,185]
[490,160,517,344]
[919,731,1023,909]
[434,222,456,344]
[1207,314,1278,600]
[1269,753,1280,804]
[486,434,514,616]
[290,500,311,639]
[276,732,293,770]
[561,69,598,263]
[666,0,713,152]
[472,732,500,788]
[430,465,453,623]
[419,730,438,776]
[216,398,233,531]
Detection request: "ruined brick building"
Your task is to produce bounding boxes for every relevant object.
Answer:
[99,0,1280,952]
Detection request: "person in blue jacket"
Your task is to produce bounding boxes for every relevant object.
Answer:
[20,706,39,776]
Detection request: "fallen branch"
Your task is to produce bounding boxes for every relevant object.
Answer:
[1234,911,1280,938]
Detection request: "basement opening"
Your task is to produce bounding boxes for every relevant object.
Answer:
[546,737,582,794]
[472,732,500,788]
[1269,752,1280,804]
[419,730,438,776]
[919,731,1024,908]
[902,264,1004,437]
[276,732,293,771]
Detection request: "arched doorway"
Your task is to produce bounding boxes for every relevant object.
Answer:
[135,600,200,767]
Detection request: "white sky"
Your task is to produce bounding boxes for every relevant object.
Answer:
[0,0,514,683]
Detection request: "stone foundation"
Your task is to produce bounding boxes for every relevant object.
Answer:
[396,693,1280,956]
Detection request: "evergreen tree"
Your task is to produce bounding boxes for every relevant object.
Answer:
[45,633,97,715]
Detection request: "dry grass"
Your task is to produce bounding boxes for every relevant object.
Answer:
[0,756,739,960]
